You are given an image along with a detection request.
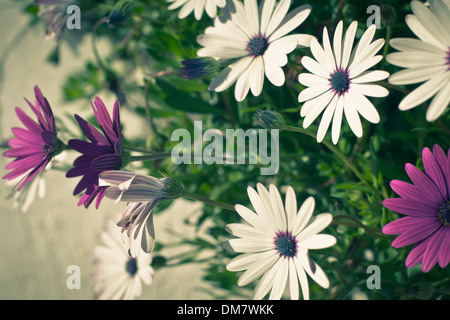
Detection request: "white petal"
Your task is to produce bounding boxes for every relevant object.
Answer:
[285,186,297,230]
[351,83,389,97]
[299,254,330,289]
[298,73,329,87]
[268,258,289,300]
[301,56,330,78]
[269,184,287,231]
[236,252,279,286]
[351,90,380,124]
[322,26,337,73]
[426,78,450,121]
[316,94,339,143]
[411,0,450,46]
[245,0,259,36]
[297,234,337,250]
[389,38,444,55]
[348,54,383,79]
[234,203,273,234]
[388,65,447,85]
[197,46,248,60]
[352,70,390,84]
[293,255,310,300]
[209,56,253,92]
[225,238,274,253]
[288,259,300,300]
[292,196,315,236]
[259,0,276,35]
[331,96,344,144]
[405,14,447,50]
[297,213,333,241]
[341,20,358,69]
[309,36,334,74]
[264,61,285,86]
[386,51,445,68]
[298,85,331,102]
[265,0,290,38]
[333,21,343,68]
[227,250,277,272]
[398,72,448,111]
[343,93,363,138]
[250,56,265,97]
[268,5,312,42]
[252,258,282,300]
[249,185,278,232]
[225,223,271,242]
[301,91,335,128]
[429,0,450,45]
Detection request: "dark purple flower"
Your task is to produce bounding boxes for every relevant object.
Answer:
[383,144,450,272]
[66,97,124,209]
[3,86,58,191]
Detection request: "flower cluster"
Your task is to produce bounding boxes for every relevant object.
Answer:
[2,0,449,301]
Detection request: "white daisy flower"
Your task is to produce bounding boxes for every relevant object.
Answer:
[99,170,183,257]
[92,217,154,300]
[197,0,314,102]
[167,0,227,20]
[224,183,336,300]
[298,20,389,145]
[386,0,450,122]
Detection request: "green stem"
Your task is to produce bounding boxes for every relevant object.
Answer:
[381,25,391,69]
[182,191,236,212]
[285,125,375,194]
[129,152,172,162]
[332,214,391,239]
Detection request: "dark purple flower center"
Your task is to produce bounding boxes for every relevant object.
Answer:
[126,257,138,276]
[274,231,297,258]
[330,69,350,95]
[446,47,450,71]
[438,201,450,226]
[247,35,269,56]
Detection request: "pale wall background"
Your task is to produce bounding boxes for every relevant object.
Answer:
[0,0,218,300]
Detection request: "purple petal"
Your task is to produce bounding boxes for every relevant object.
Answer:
[421,227,445,272]
[388,218,441,248]
[66,163,93,178]
[405,238,429,268]
[3,147,43,158]
[68,139,111,158]
[112,100,122,136]
[11,127,42,144]
[95,187,107,209]
[73,171,99,195]
[114,135,124,156]
[15,107,42,137]
[422,147,447,202]
[41,130,57,147]
[74,114,110,146]
[24,97,48,131]
[432,144,450,201]
[91,154,122,171]
[389,180,440,209]
[92,98,116,144]
[405,163,444,205]
[383,198,438,217]
[5,153,43,171]
[438,228,450,268]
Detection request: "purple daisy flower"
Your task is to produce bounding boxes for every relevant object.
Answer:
[383,144,450,273]
[3,86,58,191]
[66,97,124,209]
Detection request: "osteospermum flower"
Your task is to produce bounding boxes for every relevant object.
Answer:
[92,217,154,300]
[66,97,124,209]
[386,0,450,121]
[167,0,227,20]
[197,0,314,102]
[298,20,389,144]
[383,144,450,273]
[224,183,336,300]
[99,170,183,257]
[3,86,60,191]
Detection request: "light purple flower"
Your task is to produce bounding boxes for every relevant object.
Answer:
[3,86,58,191]
[98,170,183,257]
[66,97,124,209]
[383,144,450,272]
